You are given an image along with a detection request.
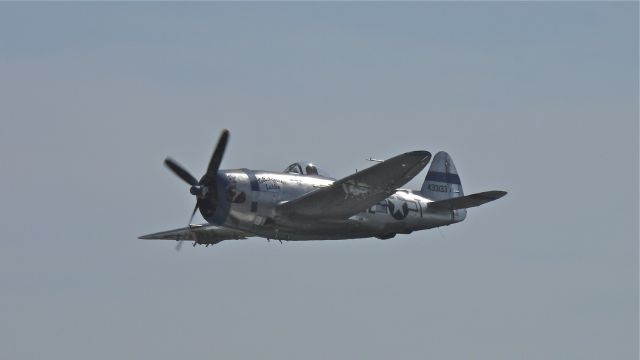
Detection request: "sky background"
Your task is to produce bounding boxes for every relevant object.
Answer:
[0,3,637,360]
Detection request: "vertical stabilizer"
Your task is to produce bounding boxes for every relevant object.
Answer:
[420,151,463,201]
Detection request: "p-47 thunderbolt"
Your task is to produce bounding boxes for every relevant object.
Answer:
[139,130,506,249]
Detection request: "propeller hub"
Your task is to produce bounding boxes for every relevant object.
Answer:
[190,185,202,196]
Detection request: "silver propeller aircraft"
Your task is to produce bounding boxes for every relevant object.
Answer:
[140,129,506,249]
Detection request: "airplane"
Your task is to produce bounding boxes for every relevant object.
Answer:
[139,129,507,249]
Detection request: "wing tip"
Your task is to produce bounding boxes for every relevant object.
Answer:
[405,150,431,160]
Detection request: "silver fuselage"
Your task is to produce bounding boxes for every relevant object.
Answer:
[212,169,466,240]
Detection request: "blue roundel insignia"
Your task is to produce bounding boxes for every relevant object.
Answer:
[387,199,409,220]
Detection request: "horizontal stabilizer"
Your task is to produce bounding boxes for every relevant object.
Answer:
[428,190,507,210]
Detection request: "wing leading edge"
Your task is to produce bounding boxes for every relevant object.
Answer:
[277,151,432,220]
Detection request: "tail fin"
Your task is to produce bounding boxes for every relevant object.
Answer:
[420,151,463,201]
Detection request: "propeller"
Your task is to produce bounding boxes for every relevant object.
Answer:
[163,129,230,250]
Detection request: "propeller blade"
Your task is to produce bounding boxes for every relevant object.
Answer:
[188,202,199,225]
[164,158,198,186]
[205,129,229,178]
[176,203,199,252]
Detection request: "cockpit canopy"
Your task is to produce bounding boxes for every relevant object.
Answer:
[283,161,333,178]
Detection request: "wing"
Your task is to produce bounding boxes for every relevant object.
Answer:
[276,151,432,220]
[138,224,252,244]
[428,190,507,210]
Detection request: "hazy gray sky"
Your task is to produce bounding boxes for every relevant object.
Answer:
[0,3,637,360]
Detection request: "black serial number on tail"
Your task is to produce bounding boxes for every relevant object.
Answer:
[428,184,449,192]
